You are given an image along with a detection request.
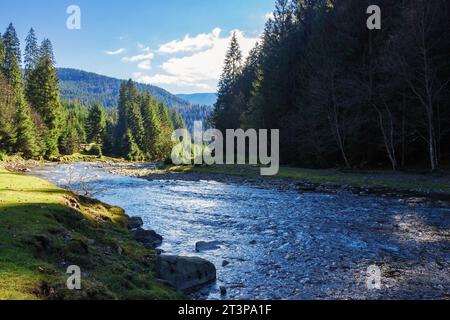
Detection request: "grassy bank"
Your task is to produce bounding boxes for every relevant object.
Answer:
[0,165,179,300]
[168,165,450,196]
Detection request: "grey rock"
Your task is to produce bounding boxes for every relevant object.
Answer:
[132,227,163,248]
[220,286,227,296]
[222,260,230,267]
[195,241,222,252]
[127,216,144,230]
[157,255,216,292]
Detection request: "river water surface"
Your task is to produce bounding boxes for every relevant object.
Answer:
[31,163,449,300]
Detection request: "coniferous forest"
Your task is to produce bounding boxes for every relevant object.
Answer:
[0,24,184,161]
[211,0,450,171]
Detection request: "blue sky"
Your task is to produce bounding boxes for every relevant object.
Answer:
[1,0,275,94]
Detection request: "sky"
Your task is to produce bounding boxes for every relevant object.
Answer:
[0,0,275,94]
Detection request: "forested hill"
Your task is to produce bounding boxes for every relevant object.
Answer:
[57,68,191,109]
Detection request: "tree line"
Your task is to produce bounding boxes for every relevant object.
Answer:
[0,23,184,161]
[211,0,450,171]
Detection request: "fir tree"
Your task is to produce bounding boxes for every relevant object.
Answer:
[0,35,5,68]
[86,103,106,144]
[9,55,38,158]
[2,23,21,79]
[39,39,55,65]
[25,52,63,157]
[211,32,243,131]
[139,93,162,159]
[123,129,144,161]
[24,28,39,74]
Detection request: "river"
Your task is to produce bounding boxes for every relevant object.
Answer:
[31,163,450,300]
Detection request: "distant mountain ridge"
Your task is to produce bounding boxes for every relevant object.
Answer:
[176,93,217,107]
[57,68,191,109]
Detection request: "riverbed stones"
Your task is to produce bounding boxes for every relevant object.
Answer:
[132,227,163,248]
[127,216,144,230]
[156,255,216,291]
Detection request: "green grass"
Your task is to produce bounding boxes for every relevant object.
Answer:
[168,164,450,195]
[0,165,180,300]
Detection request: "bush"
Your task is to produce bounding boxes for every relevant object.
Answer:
[85,144,103,157]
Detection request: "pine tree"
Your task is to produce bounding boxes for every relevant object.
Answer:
[86,103,106,144]
[211,32,243,131]
[24,28,39,74]
[0,73,16,153]
[170,109,185,130]
[0,34,5,68]
[9,55,38,158]
[139,93,163,159]
[39,39,55,65]
[25,50,62,157]
[123,129,144,161]
[157,102,174,159]
[2,23,21,79]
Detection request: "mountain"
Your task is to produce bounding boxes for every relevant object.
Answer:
[57,68,191,109]
[176,93,217,107]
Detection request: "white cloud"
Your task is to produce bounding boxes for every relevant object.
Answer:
[133,28,260,93]
[137,60,152,70]
[104,48,126,55]
[122,52,155,62]
[158,28,221,54]
[137,43,152,52]
[133,72,212,91]
[265,12,274,20]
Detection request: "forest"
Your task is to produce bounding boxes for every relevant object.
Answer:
[211,0,450,171]
[0,24,184,161]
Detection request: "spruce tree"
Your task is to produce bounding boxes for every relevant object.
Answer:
[86,103,106,144]
[211,32,243,131]
[0,34,5,68]
[2,23,21,79]
[170,109,185,130]
[9,55,38,158]
[25,50,62,157]
[123,129,144,161]
[0,73,16,153]
[39,39,55,65]
[24,28,39,73]
[139,93,162,159]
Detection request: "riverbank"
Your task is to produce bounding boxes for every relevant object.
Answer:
[40,161,450,300]
[0,164,181,300]
[110,164,450,204]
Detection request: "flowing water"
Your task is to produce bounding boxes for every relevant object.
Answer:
[31,163,450,300]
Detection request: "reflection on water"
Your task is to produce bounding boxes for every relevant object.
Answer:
[32,163,450,300]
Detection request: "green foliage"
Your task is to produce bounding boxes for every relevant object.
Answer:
[86,103,106,144]
[211,0,450,170]
[25,53,63,157]
[84,144,103,157]
[115,81,176,161]
[123,129,144,161]
[24,28,39,74]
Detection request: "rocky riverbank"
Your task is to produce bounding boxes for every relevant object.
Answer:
[0,162,216,299]
[108,164,450,208]
[125,214,217,292]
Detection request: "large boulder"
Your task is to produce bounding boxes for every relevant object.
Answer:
[132,227,163,248]
[157,255,216,292]
[127,216,144,230]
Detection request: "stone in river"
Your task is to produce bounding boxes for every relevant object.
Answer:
[127,216,144,230]
[195,241,222,252]
[132,227,163,248]
[157,255,216,291]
